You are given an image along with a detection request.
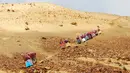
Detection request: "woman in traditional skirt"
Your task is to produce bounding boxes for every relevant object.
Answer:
[21,53,33,68]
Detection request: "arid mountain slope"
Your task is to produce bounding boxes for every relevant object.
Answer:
[0,2,130,73]
[0,2,129,32]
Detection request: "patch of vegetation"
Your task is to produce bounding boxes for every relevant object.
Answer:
[78,15,81,18]
[71,22,77,26]
[59,25,63,27]
[7,9,10,12]
[25,27,30,30]
[7,9,15,12]
[85,17,88,19]
[54,15,56,17]
[17,40,20,42]
[12,10,15,12]
[25,22,29,25]
[41,37,47,40]
[29,3,32,5]
[39,21,42,23]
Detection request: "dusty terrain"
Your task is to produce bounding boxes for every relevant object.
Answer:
[0,2,130,73]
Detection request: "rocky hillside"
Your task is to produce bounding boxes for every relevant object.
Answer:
[0,2,129,32]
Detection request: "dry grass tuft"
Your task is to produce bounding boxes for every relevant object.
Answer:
[71,22,77,26]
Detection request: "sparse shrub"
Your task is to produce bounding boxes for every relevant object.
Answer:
[71,22,77,26]
[54,15,56,17]
[11,4,14,6]
[7,9,10,12]
[39,21,42,23]
[41,37,46,40]
[107,59,111,62]
[19,44,21,46]
[25,22,28,25]
[123,67,127,71]
[17,40,20,42]
[59,25,63,27]
[78,15,81,18]
[48,12,50,14]
[29,3,32,5]
[25,27,30,30]
[12,10,15,12]
[85,17,88,19]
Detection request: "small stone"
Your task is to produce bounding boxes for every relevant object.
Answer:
[19,70,26,73]
[114,62,122,66]
[19,44,21,46]
[59,25,63,27]
[107,59,111,63]
[122,66,127,71]
[14,57,17,59]
[17,40,20,42]
[122,62,128,65]
[34,69,38,73]
[45,67,51,70]
[39,60,44,63]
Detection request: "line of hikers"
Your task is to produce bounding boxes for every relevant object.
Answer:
[59,26,101,48]
[76,26,101,44]
[59,26,102,48]
[21,26,101,68]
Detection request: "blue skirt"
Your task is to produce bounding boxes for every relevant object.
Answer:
[25,59,33,68]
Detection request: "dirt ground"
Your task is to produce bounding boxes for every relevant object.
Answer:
[0,32,130,73]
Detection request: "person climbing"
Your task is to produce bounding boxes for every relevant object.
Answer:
[97,26,100,31]
[60,39,66,49]
[63,39,71,48]
[94,30,98,36]
[21,53,33,68]
[97,26,102,34]
[64,39,69,43]
[79,34,85,43]
[27,52,37,64]
[85,33,89,41]
[87,32,93,39]
[76,36,81,44]
[91,30,96,37]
